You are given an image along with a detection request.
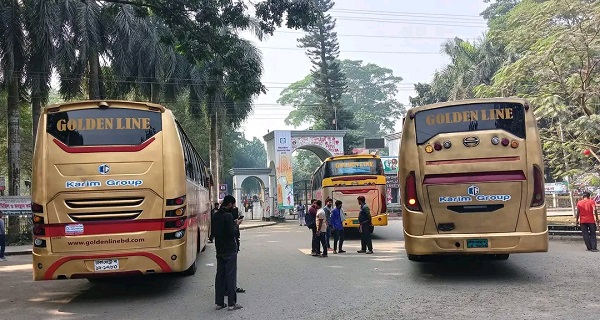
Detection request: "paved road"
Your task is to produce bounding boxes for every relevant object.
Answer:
[1,221,599,320]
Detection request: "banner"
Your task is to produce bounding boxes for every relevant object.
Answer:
[381,156,399,175]
[545,182,568,195]
[0,196,32,216]
[274,130,294,209]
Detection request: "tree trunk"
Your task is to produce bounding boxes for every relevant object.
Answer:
[88,51,101,99]
[32,94,42,145]
[209,107,220,202]
[7,72,21,242]
[151,83,160,103]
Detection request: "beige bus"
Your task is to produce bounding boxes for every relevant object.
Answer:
[399,98,548,261]
[31,100,212,280]
[311,154,388,228]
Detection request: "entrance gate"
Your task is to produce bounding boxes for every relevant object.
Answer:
[230,130,345,220]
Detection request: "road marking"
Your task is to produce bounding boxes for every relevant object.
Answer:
[0,264,31,272]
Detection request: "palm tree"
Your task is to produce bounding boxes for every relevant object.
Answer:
[24,0,59,141]
[0,0,27,240]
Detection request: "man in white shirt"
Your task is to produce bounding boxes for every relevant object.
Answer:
[316,206,329,257]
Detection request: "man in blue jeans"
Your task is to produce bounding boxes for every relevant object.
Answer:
[0,214,6,261]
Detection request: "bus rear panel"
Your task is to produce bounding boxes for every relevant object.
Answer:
[399,98,548,259]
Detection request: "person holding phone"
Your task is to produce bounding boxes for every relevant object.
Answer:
[227,206,246,295]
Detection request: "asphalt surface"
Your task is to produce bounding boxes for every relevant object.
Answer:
[1,220,599,320]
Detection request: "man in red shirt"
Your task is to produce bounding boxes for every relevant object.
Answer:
[576,192,599,252]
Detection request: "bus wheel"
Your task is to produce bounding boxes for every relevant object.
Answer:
[493,254,509,260]
[407,254,423,262]
[196,230,201,254]
[183,261,197,276]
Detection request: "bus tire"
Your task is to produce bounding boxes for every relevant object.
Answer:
[196,229,201,254]
[494,254,509,260]
[182,260,197,276]
[407,254,423,262]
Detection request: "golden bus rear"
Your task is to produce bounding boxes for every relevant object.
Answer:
[31,100,211,280]
[312,154,388,228]
[399,98,548,261]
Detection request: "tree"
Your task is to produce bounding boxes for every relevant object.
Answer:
[476,0,600,178]
[296,0,356,143]
[280,59,405,139]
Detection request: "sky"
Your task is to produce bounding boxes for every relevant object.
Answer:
[239,0,490,141]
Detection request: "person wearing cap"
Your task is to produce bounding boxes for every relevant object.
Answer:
[357,196,373,254]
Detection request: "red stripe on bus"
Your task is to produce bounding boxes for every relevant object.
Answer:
[42,216,195,237]
[330,175,379,181]
[426,156,520,165]
[43,252,172,280]
[336,189,375,194]
[52,137,155,153]
[423,170,526,185]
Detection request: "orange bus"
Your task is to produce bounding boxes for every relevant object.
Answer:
[31,100,212,280]
[399,98,548,261]
[311,154,388,229]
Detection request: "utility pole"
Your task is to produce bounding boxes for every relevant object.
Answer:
[333,106,338,130]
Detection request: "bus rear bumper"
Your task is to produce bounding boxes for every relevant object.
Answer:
[343,214,388,228]
[404,230,549,256]
[32,242,191,281]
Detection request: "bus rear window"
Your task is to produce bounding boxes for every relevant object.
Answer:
[325,159,383,177]
[414,102,526,144]
[46,108,162,146]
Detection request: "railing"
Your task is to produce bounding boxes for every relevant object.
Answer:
[1,216,32,245]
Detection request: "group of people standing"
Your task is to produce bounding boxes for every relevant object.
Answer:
[301,195,374,257]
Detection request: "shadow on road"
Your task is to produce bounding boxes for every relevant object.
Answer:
[410,257,539,283]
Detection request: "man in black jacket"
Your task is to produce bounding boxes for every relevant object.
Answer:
[212,195,243,311]
[357,196,373,254]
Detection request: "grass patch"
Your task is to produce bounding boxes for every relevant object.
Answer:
[547,215,576,225]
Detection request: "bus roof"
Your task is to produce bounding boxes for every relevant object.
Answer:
[42,100,167,114]
[325,154,381,161]
[407,97,531,115]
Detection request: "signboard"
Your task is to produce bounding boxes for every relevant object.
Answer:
[274,130,294,209]
[219,184,228,192]
[364,138,385,149]
[385,174,399,189]
[218,192,226,200]
[381,156,399,175]
[545,182,568,194]
[0,176,5,191]
[0,196,32,216]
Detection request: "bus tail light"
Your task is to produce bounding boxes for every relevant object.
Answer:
[531,165,545,207]
[433,142,442,151]
[404,171,422,211]
[167,195,186,206]
[166,206,186,217]
[165,217,187,228]
[33,225,45,236]
[381,194,387,213]
[32,202,43,213]
[164,230,186,240]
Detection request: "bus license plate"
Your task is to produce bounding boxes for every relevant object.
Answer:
[466,239,488,248]
[94,259,119,271]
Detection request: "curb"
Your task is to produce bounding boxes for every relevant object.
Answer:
[239,222,277,230]
[5,249,32,256]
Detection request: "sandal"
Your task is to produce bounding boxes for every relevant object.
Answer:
[236,287,246,293]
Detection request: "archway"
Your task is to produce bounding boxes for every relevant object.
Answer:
[230,168,272,220]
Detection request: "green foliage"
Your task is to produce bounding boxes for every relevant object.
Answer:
[292,149,321,183]
[476,0,600,179]
[280,59,405,143]
[295,0,357,150]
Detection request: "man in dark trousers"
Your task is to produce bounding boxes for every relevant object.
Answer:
[576,192,599,252]
[212,195,243,311]
[357,196,373,254]
[227,206,245,294]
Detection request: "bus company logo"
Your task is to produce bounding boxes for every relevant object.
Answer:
[467,185,480,196]
[439,185,511,203]
[98,164,110,175]
[463,136,480,147]
[66,180,101,188]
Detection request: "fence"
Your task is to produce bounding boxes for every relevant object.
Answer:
[1,216,32,245]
